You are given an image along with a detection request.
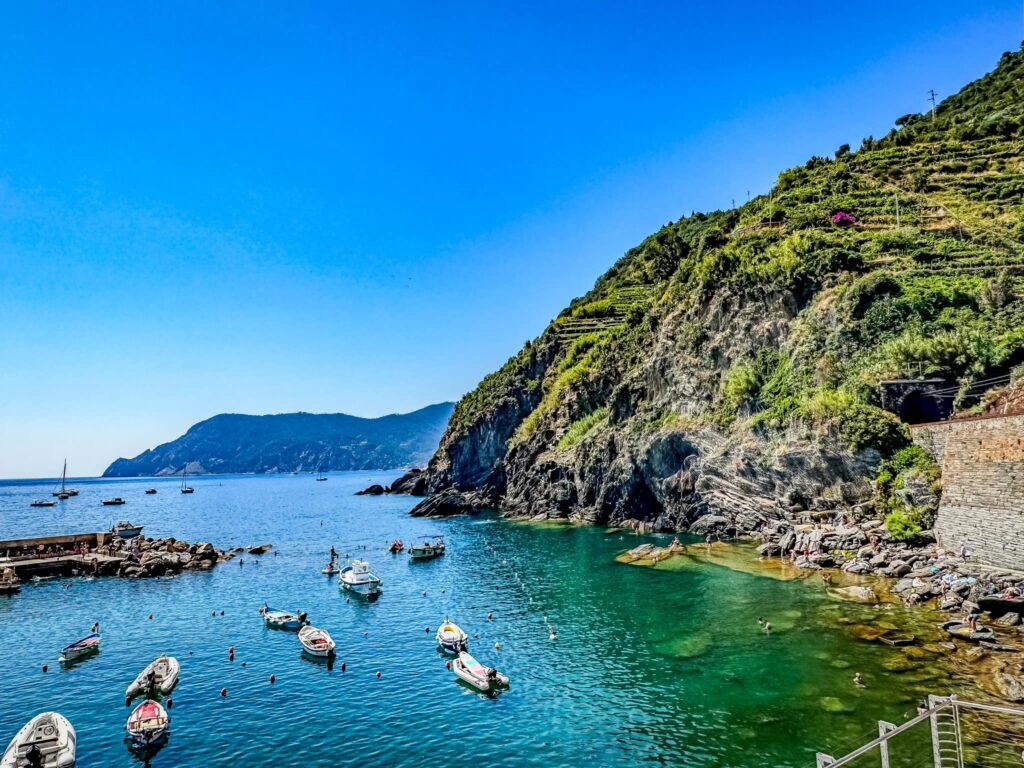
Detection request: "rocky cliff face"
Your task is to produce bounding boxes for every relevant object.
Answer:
[413,47,1024,533]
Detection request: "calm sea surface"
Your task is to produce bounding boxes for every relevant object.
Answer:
[0,472,976,766]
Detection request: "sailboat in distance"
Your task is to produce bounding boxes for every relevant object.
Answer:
[180,464,194,494]
[52,459,78,498]
[316,465,327,481]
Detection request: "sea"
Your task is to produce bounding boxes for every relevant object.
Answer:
[0,472,980,766]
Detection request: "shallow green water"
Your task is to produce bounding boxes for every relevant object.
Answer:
[0,473,977,766]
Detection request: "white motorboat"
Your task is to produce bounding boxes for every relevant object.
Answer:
[339,560,381,596]
[1,711,76,768]
[112,520,144,538]
[126,654,180,700]
[262,604,307,630]
[101,498,126,506]
[59,633,100,664]
[298,625,336,658]
[435,621,468,653]
[452,651,509,692]
[125,700,169,749]
[30,499,57,508]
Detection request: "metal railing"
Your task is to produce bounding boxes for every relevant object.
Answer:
[816,695,1024,767]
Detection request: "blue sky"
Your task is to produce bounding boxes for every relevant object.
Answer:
[1,2,1021,478]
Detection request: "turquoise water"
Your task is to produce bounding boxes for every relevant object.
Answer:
[0,473,973,766]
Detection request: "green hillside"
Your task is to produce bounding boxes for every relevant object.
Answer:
[425,45,1024,535]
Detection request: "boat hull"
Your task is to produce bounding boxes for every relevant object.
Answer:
[126,656,180,699]
[298,626,336,658]
[341,579,381,596]
[115,527,143,538]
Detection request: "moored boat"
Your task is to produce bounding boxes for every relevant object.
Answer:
[101,498,126,506]
[262,604,307,630]
[409,536,445,560]
[0,568,19,596]
[180,467,193,494]
[51,460,78,499]
[436,621,468,653]
[112,520,144,538]
[388,539,404,554]
[339,560,382,596]
[126,655,180,700]
[452,651,509,692]
[1,711,76,768]
[59,633,100,664]
[298,625,336,658]
[125,700,169,749]
[321,562,340,575]
[30,499,56,508]
[145,488,157,495]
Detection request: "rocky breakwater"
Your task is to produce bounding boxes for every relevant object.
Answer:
[95,536,241,579]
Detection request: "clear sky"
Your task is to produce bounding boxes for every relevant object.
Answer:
[1,3,1021,478]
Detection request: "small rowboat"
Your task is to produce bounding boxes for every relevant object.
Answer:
[941,620,995,642]
[0,568,20,596]
[126,654,180,700]
[125,700,169,749]
[1,711,76,768]
[436,621,468,654]
[59,633,100,663]
[388,540,404,554]
[145,488,157,494]
[262,604,307,630]
[101,498,126,506]
[30,499,57,507]
[298,625,336,658]
[452,651,509,693]
[321,562,340,575]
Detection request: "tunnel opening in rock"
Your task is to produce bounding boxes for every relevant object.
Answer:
[899,390,944,425]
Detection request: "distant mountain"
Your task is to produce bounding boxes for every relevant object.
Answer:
[102,403,455,477]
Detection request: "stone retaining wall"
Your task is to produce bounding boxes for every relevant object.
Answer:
[912,414,1024,571]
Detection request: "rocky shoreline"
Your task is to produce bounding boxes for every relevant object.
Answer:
[83,537,271,579]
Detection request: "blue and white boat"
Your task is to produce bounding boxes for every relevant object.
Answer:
[261,604,307,630]
[112,520,144,538]
[59,633,100,664]
[339,560,381,597]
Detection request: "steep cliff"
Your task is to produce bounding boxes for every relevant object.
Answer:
[104,403,454,477]
[414,47,1024,533]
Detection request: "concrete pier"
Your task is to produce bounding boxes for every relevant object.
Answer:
[0,532,124,578]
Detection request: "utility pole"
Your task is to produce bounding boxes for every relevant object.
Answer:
[928,89,938,121]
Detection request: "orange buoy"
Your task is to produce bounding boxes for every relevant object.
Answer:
[211,610,216,616]
[375,671,381,678]
[229,646,235,654]
[495,642,501,650]
[445,661,451,669]
[220,688,227,697]
[270,674,276,684]
[166,698,173,709]
[148,613,154,620]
